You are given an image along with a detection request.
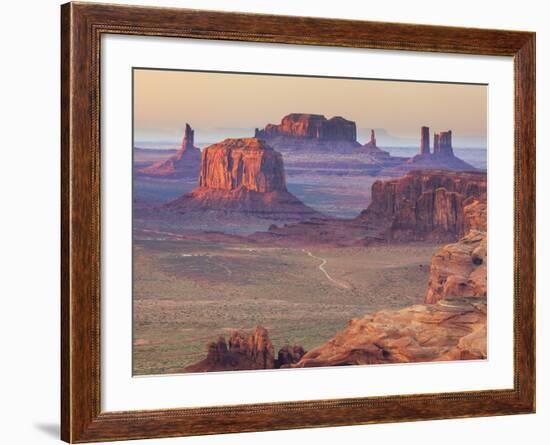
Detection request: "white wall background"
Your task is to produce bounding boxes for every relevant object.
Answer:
[0,0,545,444]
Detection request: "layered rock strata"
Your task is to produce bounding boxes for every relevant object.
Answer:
[166,138,320,220]
[425,199,487,304]
[360,170,487,242]
[292,297,486,367]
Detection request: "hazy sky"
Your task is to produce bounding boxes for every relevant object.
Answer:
[134,68,487,148]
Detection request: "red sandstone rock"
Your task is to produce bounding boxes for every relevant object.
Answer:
[167,138,320,220]
[256,113,357,141]
[255,113,362,152]
[137,123,201,178]
[425,197,487,304]
[425,230,487,304]
[360,170,487,242]
[277,345,306,368]
[184,326,275,373]
[292,298,487,368]
[198,138,286,192]
[462,198,487,235]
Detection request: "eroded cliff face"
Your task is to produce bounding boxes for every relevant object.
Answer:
[166,138,320,220]
[137,123,201,178]
[198,138,286,192]
[425,199,487,304]
[360,170,487,242]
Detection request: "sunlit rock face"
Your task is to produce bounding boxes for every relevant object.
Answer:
[198,138,287,193]
[425,199,487,304]
[166,137,320,221]
[256,113,357,141]
[360,170,487,242]
[184,326,306,373]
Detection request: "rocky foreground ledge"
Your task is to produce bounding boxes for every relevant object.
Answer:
[184,296,486,373]
[292,297,486,368]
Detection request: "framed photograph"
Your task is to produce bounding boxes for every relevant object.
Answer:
[61,2,535,442]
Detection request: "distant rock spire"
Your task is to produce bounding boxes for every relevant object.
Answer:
[370,129,377,146]
[182,123,195,151]
[420,126,430,155]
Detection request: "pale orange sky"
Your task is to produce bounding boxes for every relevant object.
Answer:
[133,68,487,147]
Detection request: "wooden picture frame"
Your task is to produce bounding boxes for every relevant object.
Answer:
[61,2,535,442]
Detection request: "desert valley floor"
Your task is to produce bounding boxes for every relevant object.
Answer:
[133,240,437,375]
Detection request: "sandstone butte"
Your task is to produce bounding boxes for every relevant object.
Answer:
[137,123,201,178]
[184,326,305,373]
[360,170,487,242]
[165,137,320,220]
[184,172,488,372]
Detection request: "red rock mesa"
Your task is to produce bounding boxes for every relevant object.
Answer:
[166,138,320,220]
[256,113,357,142]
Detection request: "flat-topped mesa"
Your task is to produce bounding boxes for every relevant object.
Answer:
[256,113,357,141]
[360,170,487,242]
[166,138,320,220]
[198,137,286,193]
[137,123,201,178]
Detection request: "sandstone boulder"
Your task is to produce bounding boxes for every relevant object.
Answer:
[292,298,487,368]
[425,230,487,304]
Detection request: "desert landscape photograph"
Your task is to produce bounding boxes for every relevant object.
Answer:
[132,69,488,376]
